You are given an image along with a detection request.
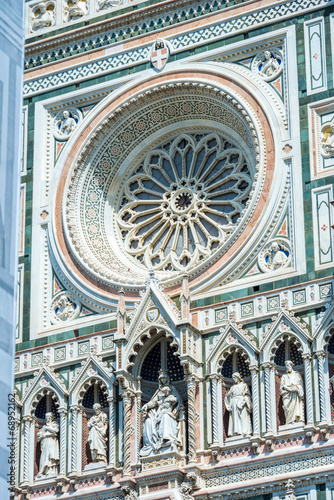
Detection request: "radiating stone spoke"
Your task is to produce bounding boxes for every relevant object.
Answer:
[117,132,253,271]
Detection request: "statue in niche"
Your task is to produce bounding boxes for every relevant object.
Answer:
[322,122,334,156]
[259,50,280,78]
[87,403,108,463]
[268,242,288,270]
[140,370,183,456]
[225,372,252,436]
[54,295,76,321]
[36,412,59,477]
[97,0,121,10]
[31,2,54,31]
[67,0,88,20]
[280,360,304,424]
[59,110,77,136]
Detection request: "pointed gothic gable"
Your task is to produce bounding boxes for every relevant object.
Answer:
[21,364,68,414]
[207,321,259,372]
[261,308,311,361]
[313,298,334,350]
[123,277,181,343]
[68,352,115,404]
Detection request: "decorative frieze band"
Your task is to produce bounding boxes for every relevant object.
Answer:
[23,0,331,96]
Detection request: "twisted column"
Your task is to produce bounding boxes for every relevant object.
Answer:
[249,365,260,435]
[22,416,32,483]
[70,405,79,473]
[263,363,273,433]
[210,375,219,443]
[122,390,133,475]
[59,409,67,475]
[14,414,20,485]
[136,391,142,463]
[107,396,116,467]
[316,350,327,422]
[187,376,197,463]
[302,353,314,425]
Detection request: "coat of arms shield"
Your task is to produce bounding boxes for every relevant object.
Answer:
[150,39,169,71]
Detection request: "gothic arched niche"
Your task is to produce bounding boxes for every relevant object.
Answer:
[33,392,60,478]
[219,349,251,441]
[139,337,186,456]
[80,380,109,469]
[274,338,304,428]
[140,338,185,404]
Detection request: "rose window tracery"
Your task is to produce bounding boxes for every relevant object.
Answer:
[117,133,253,271]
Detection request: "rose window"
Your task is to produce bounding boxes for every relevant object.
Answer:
[117,133,254,271]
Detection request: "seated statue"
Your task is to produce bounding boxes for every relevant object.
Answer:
[31,3,54,31]
[36,413,59,477]
[280,360,304,425]
[225,372,252,436]
[140,370,182,457]
[87,403,108,463]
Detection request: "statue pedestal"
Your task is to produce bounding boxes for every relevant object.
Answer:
[84,461,107,472]
[140,451,186,471]
[278,422,305,434]
[225,434,251,444]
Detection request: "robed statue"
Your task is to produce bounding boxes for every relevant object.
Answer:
[140,370,183,457]
[225,372,252,436]
[37,412,59,476]
[87,403,108,463]
[280,360,304,424]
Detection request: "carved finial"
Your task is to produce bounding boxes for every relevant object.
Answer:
[285,479,296,500]
[180,273,190,321]
[117,288,126,336]
[145,268,159,287]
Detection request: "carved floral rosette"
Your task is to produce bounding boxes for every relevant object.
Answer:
[50,291,80,324]
[252,48,283,82]
[258,238,291,273]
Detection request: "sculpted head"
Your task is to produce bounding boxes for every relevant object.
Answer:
[39,3,47,13]
[285,360,294,373]
[93,403,102,414]
[232,372,242,383]
[45,412,53,423]
[271,242,279,253]
[264,50,271,60]
[158,369,170,387]
[63,110,70,119]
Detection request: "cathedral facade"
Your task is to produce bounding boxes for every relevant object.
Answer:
[14,0,334,498]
